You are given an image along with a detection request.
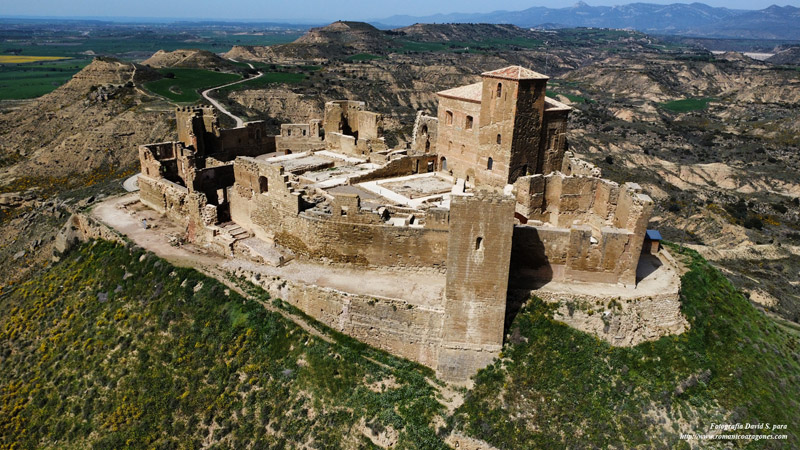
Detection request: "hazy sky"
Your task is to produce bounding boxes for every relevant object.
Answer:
[2,0,799,22]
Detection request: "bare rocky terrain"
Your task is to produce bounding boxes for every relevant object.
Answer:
[142,49,242,72]
[0,57,174,284]
[1,20,798,323]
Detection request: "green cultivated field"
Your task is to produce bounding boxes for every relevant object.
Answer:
[660,97,716,112]
[345,53,384,62]
[0,25,302,100]
[454,244,800,448]
[0,34,300,60]
[0,59,91,100]
[144,68,241,103]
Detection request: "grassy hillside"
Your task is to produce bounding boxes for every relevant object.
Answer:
[0,241,446,449]
[2,239,798,449]
[453,244,800,448]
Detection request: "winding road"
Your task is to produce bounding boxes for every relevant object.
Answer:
[201,60,262,128]
[124,60,262,191]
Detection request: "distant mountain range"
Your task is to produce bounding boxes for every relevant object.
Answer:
[374,2,800,40]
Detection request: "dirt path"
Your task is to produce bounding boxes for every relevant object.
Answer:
[201,60,261,128]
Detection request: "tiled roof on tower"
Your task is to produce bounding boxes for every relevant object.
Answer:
[481,65,549,81]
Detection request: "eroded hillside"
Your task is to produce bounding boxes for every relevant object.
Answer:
[210,23,800,322]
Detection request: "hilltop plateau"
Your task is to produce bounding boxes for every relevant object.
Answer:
[142,49,243,72]
[3,22,799,322]
[0,19,799,448]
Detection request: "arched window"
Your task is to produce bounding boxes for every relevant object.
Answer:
[302,129,307,136]
[258,176,268,194]
[287,129,292,137]
[465,115,473,130]
[496,134,502,145]
[475,236,484,250]
[425,140,430,153]
[440,156,447,172]
[446,111,453,125]
[496,83,502,98]
[487,157,493,171]
[421,124,428,136]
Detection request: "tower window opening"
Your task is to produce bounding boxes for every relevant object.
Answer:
[487,157,493,171]
[465,115,473,129]
[496,83,502,97]
[476,236,484,250]
[496,134,502,145]
[446,110,453,125]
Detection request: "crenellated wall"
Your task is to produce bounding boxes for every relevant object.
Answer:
[511,173,653,286]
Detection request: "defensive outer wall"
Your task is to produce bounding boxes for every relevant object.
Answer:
[129,66,684,383]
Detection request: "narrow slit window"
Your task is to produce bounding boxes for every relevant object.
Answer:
[465,115,473,129]
[446,111,453,125]
[496,134,502,145]
[487,157,493,171]
[476,237,484,250]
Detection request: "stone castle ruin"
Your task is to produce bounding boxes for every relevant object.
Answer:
[137,66,680,382]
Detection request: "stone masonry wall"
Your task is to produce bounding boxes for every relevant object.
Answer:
[230,158,450,271]
[438,191,515,382]
[410,112,439,155]
[238,269,446,369]
[436,96,485,183]
[511,174,653,286]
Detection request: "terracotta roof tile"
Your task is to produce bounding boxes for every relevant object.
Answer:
[437,82,483,102]
[481,65,549,80]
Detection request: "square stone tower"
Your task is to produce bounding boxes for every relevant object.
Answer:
[435,66,555,188]
[437,190,516,382]
[478,66,549,184]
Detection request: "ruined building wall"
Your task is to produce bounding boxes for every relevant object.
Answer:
[410,112,438,155]
[249,276,447,372]
[324,100,386,158]
[507,79,547,179]
[216,122,276,159]
[438,191,515,382]
[175,107,275,160]
[323,100,364,136]
[511,174,653,286]
[435,96,482,181]
[137,175,191,226]
[347,154,437,184]
[561,151,601,177]
[229,158,450,271]
[276,120,324,154]
[540,108,569,174]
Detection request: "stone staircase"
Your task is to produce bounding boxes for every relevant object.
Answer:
[219,222,251,242]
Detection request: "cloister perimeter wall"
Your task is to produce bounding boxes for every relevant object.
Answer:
[229,158,450,271]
